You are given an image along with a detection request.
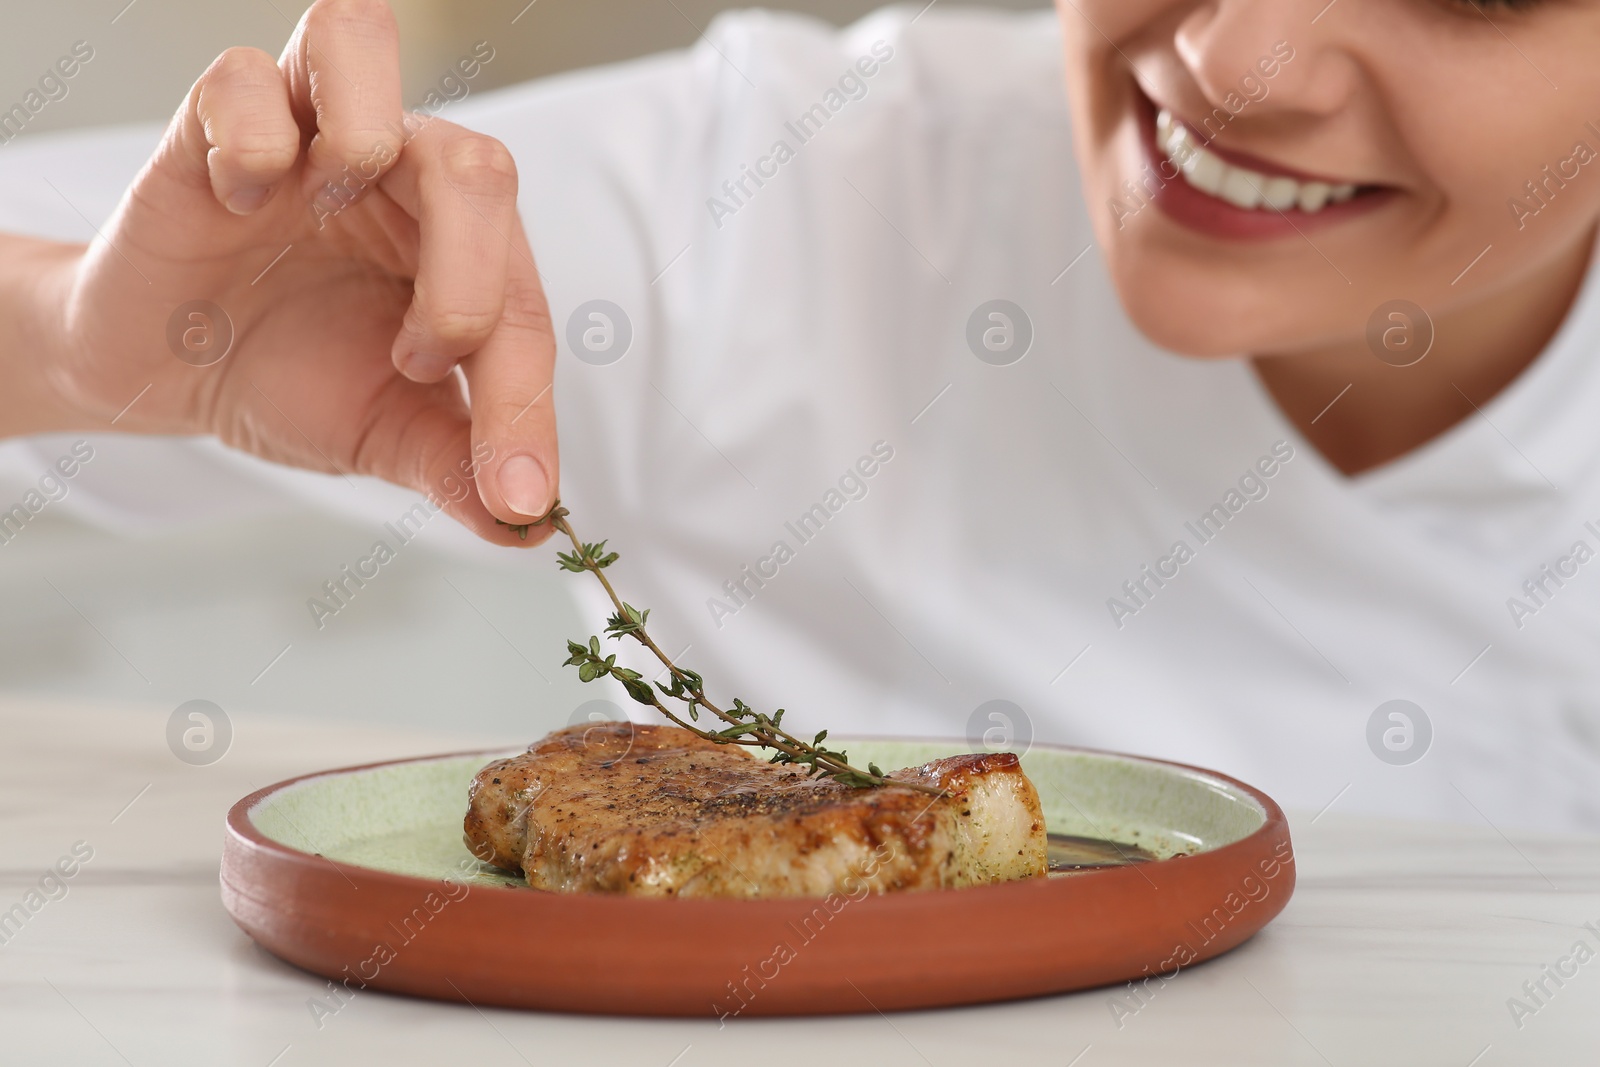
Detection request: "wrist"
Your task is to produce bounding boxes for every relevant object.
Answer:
[0,235,90,438]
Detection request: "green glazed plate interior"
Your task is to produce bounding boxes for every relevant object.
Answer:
[250,741,1269,890]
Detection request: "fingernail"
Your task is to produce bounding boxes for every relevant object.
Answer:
[225,185,273,215]
[497,454,552,518]
[400,352,456,381]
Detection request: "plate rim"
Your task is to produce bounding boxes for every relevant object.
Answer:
[225,734,1286,907]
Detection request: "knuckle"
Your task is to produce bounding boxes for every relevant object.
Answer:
[208,45,276,80]
[229,133,298,176]
[440,135,518,193]
[427,303,501,346]
[320,128,397,173]
[223,113,297,167]
[501,282,552,334]
[491,392,550,430]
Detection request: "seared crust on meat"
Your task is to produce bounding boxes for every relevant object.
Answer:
[463,723,1047,898]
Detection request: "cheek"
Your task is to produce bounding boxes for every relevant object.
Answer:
[1425,109,1600,233]
[1382,61,1600,307]
[1058,0,1167,45]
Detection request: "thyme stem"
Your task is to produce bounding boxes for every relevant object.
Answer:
[514,503,940,796]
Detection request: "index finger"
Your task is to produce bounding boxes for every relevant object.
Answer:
[373,120,559,525]
[459,224,561,526]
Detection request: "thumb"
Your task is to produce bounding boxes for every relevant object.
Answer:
[349,382,546,547]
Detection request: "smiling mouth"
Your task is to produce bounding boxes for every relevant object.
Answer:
[1156,109,1364,214]
[1130,88,1394,240]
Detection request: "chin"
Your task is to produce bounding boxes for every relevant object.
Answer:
[1100,245,1300,360]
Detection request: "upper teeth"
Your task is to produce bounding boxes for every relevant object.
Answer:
[1156,109,1356,214]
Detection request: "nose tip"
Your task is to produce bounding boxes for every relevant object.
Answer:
[1173,4,1355,120]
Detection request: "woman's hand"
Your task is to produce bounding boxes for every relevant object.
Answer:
[13,0,558,544]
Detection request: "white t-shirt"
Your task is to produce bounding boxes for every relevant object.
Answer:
[5,6,1600,833]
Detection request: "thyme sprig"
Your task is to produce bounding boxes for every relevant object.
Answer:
[501,503,939,795]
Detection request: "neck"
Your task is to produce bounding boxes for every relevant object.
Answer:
[1252,227,1597,476]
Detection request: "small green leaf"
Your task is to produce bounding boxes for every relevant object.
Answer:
[620,675,656,706]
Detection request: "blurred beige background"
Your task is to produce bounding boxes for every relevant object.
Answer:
[3,0,1047,138]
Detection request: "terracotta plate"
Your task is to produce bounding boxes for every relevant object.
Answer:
[221,739,1295,1017]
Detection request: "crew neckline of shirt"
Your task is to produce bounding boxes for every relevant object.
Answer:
[1235,230,1600,516]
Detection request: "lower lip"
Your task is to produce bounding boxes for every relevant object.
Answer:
[1133,94,1395,242]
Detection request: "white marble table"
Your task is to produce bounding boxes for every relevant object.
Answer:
[2,697,1597,1067]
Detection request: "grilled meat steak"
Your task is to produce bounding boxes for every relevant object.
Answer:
[463,723,1047,898]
